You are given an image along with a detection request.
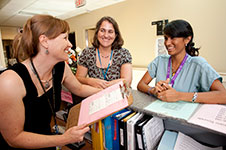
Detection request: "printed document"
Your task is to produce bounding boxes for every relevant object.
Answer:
[89,88,122,115]
[174,132,223,150]
[188,104,226,134]
[143,117,164,150]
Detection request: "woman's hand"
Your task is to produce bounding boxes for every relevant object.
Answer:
[89,78,110,89]
[157,83,180,102]
[152,78,170,96]
[63,124,90,144]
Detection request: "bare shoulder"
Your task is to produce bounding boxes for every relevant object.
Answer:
[0,70,26,142]
[0,70,26,104]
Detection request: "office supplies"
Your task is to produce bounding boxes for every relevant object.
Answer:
[127,112,144,150]
[135,115,152,150]
[119,112,136,149]
[144,100,199,120]
[174,132,223,150]
[91,121,104,150]
[157,130,178,150]
[188,104,226,134]
[112,109,132,150]
[142,117,164,150]
[103,116,113,150]
[66,81,133,129]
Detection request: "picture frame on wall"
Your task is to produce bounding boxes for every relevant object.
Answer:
[155,36,168,57]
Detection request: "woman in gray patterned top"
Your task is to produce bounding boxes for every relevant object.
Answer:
[76,16,132,89]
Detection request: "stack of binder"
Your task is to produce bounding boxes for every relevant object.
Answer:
[119,111,137,149]
[102,110,164,150]
[135,115,152,150]
[91,121,104,150]
[107,108,133,150]
[127,112,144,150]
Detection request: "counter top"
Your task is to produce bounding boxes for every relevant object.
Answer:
[130,90,226,146]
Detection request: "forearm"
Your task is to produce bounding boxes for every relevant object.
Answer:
[63,82,100,98]
[137,81,153,94]
[6,131,69,149]
[76,76,92,85]
[120,63,132,86]
[178,91,226,104]
[71,84,101,98]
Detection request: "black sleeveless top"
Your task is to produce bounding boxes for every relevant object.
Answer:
[0,62,65,150]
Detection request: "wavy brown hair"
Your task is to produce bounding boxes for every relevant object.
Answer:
[92,16,124,50]
[13,14,70,62]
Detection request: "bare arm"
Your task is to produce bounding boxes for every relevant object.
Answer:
[137,71,155,94]
[76,63,132,89]
[63,63,101,97]
[108,63,133,87]
[157,79,226,104]
[0,70,89,149]
[76,64,109,89]
[137,71,226,104]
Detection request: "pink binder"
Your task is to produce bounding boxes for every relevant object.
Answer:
[66,81,133,129]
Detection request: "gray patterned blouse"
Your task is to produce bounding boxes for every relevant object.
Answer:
[78,47,132,81]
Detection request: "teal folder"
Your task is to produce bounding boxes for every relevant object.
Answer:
[157,130,178,150]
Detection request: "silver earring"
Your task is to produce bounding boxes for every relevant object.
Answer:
[45,49,49,54]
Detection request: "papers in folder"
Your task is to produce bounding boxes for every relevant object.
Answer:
[66,81,133,129]
[158,130,223,150]
[188,104,226,134]
[144,100,199,120]
[174,132,223,150]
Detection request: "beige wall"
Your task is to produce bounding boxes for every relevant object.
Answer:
[1,27,18,40]
[66,0,226,72]
[0,29,6,68]
[0,27,18,68]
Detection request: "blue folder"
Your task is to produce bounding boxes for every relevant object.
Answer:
[110,108,132,150]
[157,130,178,150]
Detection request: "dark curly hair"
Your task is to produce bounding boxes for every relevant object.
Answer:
[163,20,199,56]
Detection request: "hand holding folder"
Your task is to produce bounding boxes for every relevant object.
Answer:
[66,81,133,129]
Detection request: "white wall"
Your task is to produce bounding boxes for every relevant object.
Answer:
[131,67,155,90]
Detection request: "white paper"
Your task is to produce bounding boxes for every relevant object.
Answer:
[142,117,164,150]
[89,88,123,115]
[174,132,223,150]
[188,104,226,134]
[155,37,168,57]
[127,113,144,150]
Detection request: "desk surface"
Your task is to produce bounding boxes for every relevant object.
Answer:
[130,90,226,147]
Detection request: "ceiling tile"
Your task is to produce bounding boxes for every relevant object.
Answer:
[0,0,125,27]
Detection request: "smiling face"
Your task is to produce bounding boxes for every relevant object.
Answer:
[47,32,72,61]
[164,35,190,56]
[97,20,116,49]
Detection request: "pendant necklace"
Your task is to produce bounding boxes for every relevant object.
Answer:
[97,48,113,80]
[30,60,52,89]
[41,78,53,89]
[30,58,59,134]
[101,54,110,58]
